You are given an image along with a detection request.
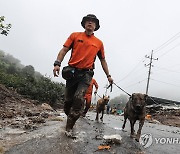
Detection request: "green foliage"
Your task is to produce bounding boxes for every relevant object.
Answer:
[0,50,65,108]
[7,64,18,74]
[0,16,12,36]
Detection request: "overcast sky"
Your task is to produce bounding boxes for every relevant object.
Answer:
[1,0,180,102]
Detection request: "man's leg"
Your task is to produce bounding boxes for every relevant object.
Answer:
[66,85,88,131]
[83,95,91,116]
[64,80,79,133]
[64,84,77,116]
[66,72,92,131]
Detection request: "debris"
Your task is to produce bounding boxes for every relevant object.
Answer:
[30,116,46,123]
[114,127,122,131]
[24,109,40,117]
[0,146,4,154]
[145,114,152,120]
[98,145,111,150]
[40,112,49,118]
[41,103,54,111]
[146,104,180,127]
[103,134,122,144]
[149,119,161,124]
[135,151,145,154]
[72,131,87,142]
[50,116,64,121]
[64,130,76,139]
[5,128,26,135]
[94,135,102,140]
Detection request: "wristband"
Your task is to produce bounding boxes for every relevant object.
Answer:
[54,60,61,67]
[107,75,111,78]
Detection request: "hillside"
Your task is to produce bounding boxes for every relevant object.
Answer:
[0,83,59,130]
[0,50,65,109]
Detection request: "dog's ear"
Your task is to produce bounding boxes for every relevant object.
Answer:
[132,93,135,100]
[144,94,148,101]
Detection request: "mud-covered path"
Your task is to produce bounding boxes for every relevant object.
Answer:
[2,112,180,154]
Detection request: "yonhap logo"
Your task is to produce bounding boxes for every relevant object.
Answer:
[139,133,153,148]
[140,133,180,148]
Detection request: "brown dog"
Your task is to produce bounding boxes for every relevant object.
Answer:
[95,95,109,122]
[122,93,148,142]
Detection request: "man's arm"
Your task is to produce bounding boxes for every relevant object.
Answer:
[93,79,98,94]
[53,46,69,77]
[100,59,113,84]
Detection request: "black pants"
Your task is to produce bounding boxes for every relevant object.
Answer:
[64,70,93,131]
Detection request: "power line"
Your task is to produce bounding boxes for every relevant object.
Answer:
[116,57,146,83]
[151,78,180,88]
[154,66,180,74]
[157,42,180,58]
[124,79,147,89]
[154,31,180,54]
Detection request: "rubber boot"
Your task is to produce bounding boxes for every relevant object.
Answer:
[66,116,76,131]
[82,105,90,117]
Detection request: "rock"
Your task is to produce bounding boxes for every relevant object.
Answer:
[30,116,46,123]
[24,109,40,117]
[40,112,49,118]
[5,128,26,135]
[50,116,64,121]
[41,103,54,111]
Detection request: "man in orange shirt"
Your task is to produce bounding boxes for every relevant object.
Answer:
[53,14,113,137]
[82,78,98,117]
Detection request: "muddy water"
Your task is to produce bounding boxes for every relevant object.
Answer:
[3,112,180,154]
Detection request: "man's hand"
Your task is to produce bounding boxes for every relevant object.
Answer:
[94,91,97,95]
[107,76,113,84]
[53,66,60,77]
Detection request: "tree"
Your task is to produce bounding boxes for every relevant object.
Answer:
[22,65,35,77]
[109,94,128,110]
[7,64,18,74]
[0,16,12,36]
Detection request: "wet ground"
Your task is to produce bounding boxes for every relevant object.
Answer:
[1,111,180,154]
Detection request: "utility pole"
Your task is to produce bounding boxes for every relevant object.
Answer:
[145,50,158,95]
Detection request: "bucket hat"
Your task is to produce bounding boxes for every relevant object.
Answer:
[81,14,100,31]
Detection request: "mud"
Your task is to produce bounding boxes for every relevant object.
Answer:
[1,112,179,154]
[2,115,144,154]
[0,84,180,154]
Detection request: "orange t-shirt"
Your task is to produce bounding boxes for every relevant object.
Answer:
[85,78,98,95]
[63,32,105,69]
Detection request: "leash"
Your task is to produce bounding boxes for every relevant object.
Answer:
[106,83,113,92]
[96,92,102,99]
[106,82,131,97]
[148,96,159,105]
[106,82,160,106]
[113,82,131,96]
